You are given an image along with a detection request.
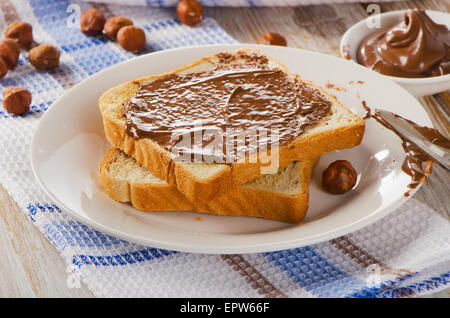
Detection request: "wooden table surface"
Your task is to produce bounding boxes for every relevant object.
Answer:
[0,0,449,297]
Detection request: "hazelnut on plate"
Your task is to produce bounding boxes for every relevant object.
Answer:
[258,32,287,46]
[80,8,106,36]
[0,39,20,70]
[322,160,357,194]
[5,21,33,49]
[177,0,203,26]
[103,16,133,41]
[3,86,32,115]
[117,26,146,53]
[29,44,60,70]
[0,58,7,79]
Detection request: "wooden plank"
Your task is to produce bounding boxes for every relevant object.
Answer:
[420,94,450,138]
[378,0,449,12]
[0,185,93,297]
[206,4,368,56]
[0,215,35,297]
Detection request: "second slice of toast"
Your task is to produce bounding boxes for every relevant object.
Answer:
[99,49,364,203]
[99,148,319,223]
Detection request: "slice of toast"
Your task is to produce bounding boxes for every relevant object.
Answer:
[99,148,319,223]
[99,48,364,203]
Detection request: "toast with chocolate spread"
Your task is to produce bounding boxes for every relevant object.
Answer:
[99,49,365,203]
[99,147,319,223]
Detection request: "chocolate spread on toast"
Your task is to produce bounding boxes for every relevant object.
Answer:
[124,51,332,162]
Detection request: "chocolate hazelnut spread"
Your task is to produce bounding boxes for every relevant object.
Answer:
[358,9,450,78]
[361,100,371,119]
[124,56,332,163]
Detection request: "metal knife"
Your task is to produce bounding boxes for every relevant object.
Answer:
[375,109,450,171]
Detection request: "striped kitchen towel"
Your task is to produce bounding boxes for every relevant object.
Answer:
[0,0,449,298]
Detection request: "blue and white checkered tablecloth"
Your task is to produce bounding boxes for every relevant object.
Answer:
[0,0,448,297]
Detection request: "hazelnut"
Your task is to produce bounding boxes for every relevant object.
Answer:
[117,26,146,53]
[177,0,203,26]
[0,39,20,70]
[29,44,60,70]
[322,160,357,194]
[3,86,32,115]
[257,32,287,46]
[0,58,7,79]
[80,8,106,36]
[103,16,133,41]
[5,22,33,48]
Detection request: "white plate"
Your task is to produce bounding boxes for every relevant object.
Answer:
[31,44,432,254]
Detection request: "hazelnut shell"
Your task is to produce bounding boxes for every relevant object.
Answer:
[3,86,32,115]
[0,57,7,79]
[80,8,106,36]
[103,16,133,41]
[177,0,203,26]
[257,32,287,46]
[117,26,146,53]
[5,22,33,48]
[0,39,20,70]
[28,44,60,70]
[322,160,357,194]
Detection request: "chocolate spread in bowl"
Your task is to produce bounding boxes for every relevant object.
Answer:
[124,54,332,163]
[358,9,450,78]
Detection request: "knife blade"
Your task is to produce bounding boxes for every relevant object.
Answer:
[374,109,450,171]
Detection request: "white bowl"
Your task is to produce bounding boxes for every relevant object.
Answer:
[340,10,450,97]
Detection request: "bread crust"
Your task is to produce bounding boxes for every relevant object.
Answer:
[99,148,318,223]
[99,48,365,203]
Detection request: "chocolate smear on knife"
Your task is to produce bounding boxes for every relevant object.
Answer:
[363,105,450,197]
[361,100,371,120]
